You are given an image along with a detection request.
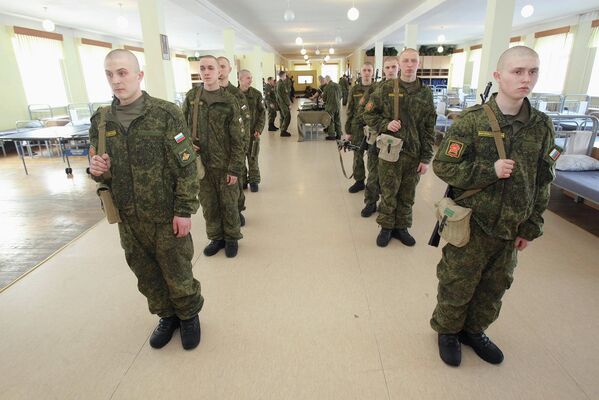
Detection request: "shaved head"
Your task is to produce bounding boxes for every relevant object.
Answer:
[399,48,418,58]
[497,46,539,71]
[105,49,140,72]
[239,69,252,79]
[217,56,231,66]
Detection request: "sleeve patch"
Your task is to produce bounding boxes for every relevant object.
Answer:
[549,146,562,161]
[365,101,374,111]
[445,140,465,158]
[106,130,118,138]
[174,132,186,143]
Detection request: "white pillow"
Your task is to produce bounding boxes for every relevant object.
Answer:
[555,154,599,171]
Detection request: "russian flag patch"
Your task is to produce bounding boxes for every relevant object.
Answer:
[174,132,185,143]
[549,146,561,161]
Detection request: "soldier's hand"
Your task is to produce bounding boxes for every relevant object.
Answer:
[514,237,528,251]
[192,144,200,152]
[89,154,111,176]
[387,120,401,132]
[494,159,515,179]
[417,162,429,175]
[172,216,191,238]
[226,174,238,185]
[343,134,352,141]
[254,131,261,139]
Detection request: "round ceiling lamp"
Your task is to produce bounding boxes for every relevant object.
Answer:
[41,7,55,32]
[117,3,128,29]
[347,0,359,22]
[315,46,320,55]
[329,47,335,54]
[295,36,303,46]
[437,34,446,43]
[335,36,342,44]
[324,55,330,62]
[437,45,444,53]
[304,54,309,60]
[283,0,295,22]
[300,48,307,55]
[521,4,534,18]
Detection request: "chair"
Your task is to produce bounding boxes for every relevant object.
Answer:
[15,120,46,157]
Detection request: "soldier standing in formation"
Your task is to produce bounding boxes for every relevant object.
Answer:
[276,71,292,137]
[323,75,343,141]
[89,49,203,350]
[363,49,436,247]
[182,55,245,258]
[265,77,279,131]
[431,46,559,367]
[344,62,374,193]
[217,56,251,226]
[339,74,350,106]
[238,69,266,193]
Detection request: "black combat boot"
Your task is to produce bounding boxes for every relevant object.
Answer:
[459,331,504,364]
[325,135,337,141]
[250,183,259,192]
[203,240,225,256]
[392,228,416,246]
[438,333,461,366]
[361,202,377,218]
[239,213,246,227]
[180,315,201,350]
[225,240,238,258]
[376,228,393,247]
[280,131,291,137]
[268,124,278,131]
[348,180,365,193]
[242,182,248,190]
[149,316,179,349]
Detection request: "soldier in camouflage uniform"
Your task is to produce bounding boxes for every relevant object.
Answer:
[239,69,266,192]
[276,71,292,137]
[339,74,350,106]
[359,77,385,217]
[363,50,436,247]
[323,75,343,140]
[265,77,279,131]
[431,46,559,367]
[89,49,202,351]
[344,63,374,193]
[217,56,251,226]
[182,55,245,258]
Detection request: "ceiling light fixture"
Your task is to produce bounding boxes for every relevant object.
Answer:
[117,3,128,30]
[521,4,534,18]
[324,55,330,62]
[295,35,303,46]
[41,7,55,32]
[437,45,444,53]
[329,47,335,54]
[304,54,309,60]
[283,0,295,22]
[315,46,320,55]
[437,34,445,43]
[301,47,307,55]
[347,0,359,21]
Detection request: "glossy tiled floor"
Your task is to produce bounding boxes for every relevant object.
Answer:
[1,103,598,399]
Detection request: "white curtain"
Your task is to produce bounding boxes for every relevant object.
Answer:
[78,44,113,103]
[509,41,524,48]
[321,64,339,82]
[589,26,599,48]
[587,47,599,96]
[534,33,574,93]
[172,56,192,93]
[449,52,466,88]
[12,33,68,107]
[469,48,482,89]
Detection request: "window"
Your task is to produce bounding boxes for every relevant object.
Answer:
[79,43,113,103]
[449,52,466,88]
[509,41,524,48]
[534,33,574,93]
[12,33,68,107]
[321,64,339,82]
[172,56,192,94]
[297,75,313,84]
[469,48,482,90]
[587,26,599,96]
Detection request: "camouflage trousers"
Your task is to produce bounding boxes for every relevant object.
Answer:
[326,110,342,138]
[376,154,420,229]
[118,218,203,320]
[342,91,348,106]
[242,137,261,184]
[279,104,291,132]
[364,144,380,205]
[199,168,243,241]
[268,103,278,126]
[430,221,518,334]
[350,124,366,181]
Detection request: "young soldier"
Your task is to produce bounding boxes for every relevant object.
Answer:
[344,62,374,193]
[265,77,279,131]
[89,49,203,350]
[217,56,250,226]
[431,46,559,367]
[182,56,245,258]
[323,75,343,141]
[276,71,292,137]
[363,50,436,247]
[239,69,266,192]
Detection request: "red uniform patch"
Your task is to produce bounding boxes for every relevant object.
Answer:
[365,101,374,111]
[446,140,464,158]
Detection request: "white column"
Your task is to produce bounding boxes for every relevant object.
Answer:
[404,24,418,50]
[250,45,263,92]
[374,41,384,80]
[138,0,176,101]
[223,28,238,84]
[563,12,599,94]
[476,0,516,98]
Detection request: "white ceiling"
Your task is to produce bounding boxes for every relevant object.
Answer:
[0,0,598,58]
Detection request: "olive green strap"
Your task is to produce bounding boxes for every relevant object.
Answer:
[97,107,111,180]
[191,87,202,141]
[393,78,400,121]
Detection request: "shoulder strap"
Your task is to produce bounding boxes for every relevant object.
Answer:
[454,104,507,202]
[191,87,203,141]
[96,106,112,180]
[393,78,400,121]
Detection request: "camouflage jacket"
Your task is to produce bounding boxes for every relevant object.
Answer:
[264,83,277,106]
[276,79,290,107]
[433,94,558,241]
[242,86,266,136]
[222,83,251,151]
[322,81,341,113]
[363,78,436,163]
[89,91,199,222]
[358,80,383,126]
[182,86,245,177]
[339,77,349,92]
[345,81,374,134]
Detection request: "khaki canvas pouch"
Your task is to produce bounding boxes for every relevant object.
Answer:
[364,126,378,145]
[95,107,122,224]
[434,197,472,247]
[376,133,403,162]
